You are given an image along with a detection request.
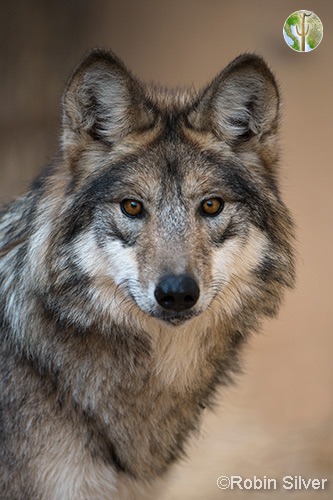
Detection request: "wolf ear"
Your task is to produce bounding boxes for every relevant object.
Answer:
[62,49,154,146]
[188,54,280,152]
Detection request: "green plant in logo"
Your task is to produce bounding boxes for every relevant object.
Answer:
[283,11,323,52]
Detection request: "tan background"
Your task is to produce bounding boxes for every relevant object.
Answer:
[1,1,332,498]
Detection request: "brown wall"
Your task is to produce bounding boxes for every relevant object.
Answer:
[1,1,332,498]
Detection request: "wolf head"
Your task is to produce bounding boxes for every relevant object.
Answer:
[42,49,294,331]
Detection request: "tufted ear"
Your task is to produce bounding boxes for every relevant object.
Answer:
[187,54,280,158]
[62,49,155,147]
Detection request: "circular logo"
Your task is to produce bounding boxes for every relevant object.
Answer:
[283,11,323,52]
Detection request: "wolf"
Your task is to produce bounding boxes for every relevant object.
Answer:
[0,49,295,499]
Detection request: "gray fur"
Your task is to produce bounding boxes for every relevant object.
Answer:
[0,49,295,499]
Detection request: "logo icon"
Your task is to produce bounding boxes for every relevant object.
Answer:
[283,11,323,51]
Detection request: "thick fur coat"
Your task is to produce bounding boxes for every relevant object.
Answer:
[0,49,295,499]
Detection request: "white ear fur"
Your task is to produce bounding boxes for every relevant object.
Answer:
[188,54,280,144]
[62,49,154,145]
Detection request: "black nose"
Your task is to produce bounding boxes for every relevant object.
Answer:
[154,274,200,312]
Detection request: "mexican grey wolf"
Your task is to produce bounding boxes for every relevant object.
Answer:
[0,49,295,499]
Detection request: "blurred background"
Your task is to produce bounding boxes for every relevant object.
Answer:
[1,1,332,498]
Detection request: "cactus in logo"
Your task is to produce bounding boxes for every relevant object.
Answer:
[296,11,312,51]
[284,11,323,52]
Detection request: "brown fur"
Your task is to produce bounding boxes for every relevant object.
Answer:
[0,49,295,499]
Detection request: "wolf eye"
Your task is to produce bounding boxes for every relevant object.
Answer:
[121,199,143,217]
[201,197,224,216]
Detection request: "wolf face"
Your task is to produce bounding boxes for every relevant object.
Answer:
[50,50,294,331]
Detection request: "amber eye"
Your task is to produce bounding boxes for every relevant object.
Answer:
[201,197,224,216]
[121,199,143,217]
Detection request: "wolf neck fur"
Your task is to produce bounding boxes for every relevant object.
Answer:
[1,212,231,480]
